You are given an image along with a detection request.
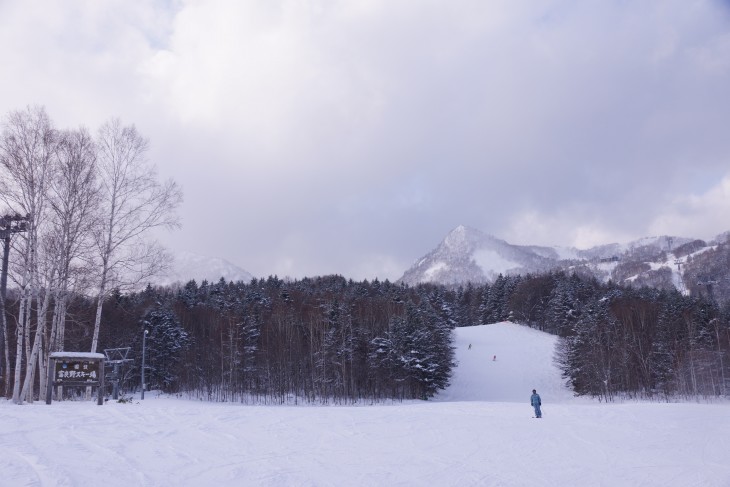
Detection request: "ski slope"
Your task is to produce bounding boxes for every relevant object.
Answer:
[1,323,730,486]
[435,322,574,403]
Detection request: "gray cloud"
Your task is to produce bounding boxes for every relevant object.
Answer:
[2,0,730,280]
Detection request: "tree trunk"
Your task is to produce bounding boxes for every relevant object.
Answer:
[1,297,8,398]
[11,286,29,403]
[21,277,53,403]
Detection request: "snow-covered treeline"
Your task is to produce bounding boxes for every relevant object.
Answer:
[88,276,457,404]
[3,265,729,404]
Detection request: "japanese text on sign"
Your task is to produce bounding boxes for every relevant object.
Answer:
[54,360,99,383]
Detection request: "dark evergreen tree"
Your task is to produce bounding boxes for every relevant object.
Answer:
[140,306,191,392]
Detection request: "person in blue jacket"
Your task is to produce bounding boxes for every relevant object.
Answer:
[530,389,542,418]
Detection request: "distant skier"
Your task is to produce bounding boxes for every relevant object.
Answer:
[531,389,542,418]
[492,355,496,361]
[468,344,472,350]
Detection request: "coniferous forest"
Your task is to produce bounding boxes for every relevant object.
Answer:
[4,271,728,404]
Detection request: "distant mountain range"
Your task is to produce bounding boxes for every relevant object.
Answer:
[157,251,254,286]
[159,226,730,302]
[398,225,730,300]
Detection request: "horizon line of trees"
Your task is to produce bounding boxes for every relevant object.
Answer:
[2,266,729,404]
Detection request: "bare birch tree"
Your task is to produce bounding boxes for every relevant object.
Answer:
[46,128,99,355]
[0,106,56,404]
[22,128,100,401]
[91,119,182,353]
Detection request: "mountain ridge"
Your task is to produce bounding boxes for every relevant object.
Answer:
[156,250,254,286]
[398,225,730,296]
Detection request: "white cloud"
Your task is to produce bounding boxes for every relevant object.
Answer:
[502,210,636,249]
[649,173,730,241]
[1,0,730,279]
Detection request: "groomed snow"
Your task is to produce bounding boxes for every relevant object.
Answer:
[433,322,575,403]
[2,323,729,486]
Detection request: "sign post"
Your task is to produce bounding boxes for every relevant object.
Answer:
[141,329,149,400]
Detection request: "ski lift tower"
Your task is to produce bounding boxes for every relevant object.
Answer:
[104,347,133,400]
[0,214,30,384]
[674,259,686,294]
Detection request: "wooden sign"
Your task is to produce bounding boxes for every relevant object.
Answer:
[46,352,106,405]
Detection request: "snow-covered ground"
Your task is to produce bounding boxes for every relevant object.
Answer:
[2,323,730,486]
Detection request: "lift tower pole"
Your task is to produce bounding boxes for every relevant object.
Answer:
[0,213,31,392]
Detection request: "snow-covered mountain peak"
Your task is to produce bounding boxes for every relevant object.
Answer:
[400,226,551,286]
[444,225,469,249]
[156,250,254,286]
[442,225,485,252]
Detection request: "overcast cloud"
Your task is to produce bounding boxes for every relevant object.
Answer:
[2,0,730,280]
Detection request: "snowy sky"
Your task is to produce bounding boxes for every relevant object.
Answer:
[2,0,730,281]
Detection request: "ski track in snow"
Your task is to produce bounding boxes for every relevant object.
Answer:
[1,322,730,486]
